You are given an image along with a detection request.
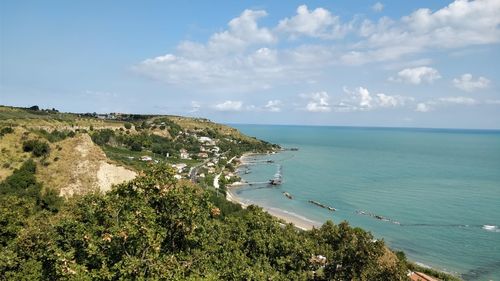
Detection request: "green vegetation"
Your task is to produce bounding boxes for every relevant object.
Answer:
[407,261,462,281]
[31,129,75,143]
[0,160,62,214]
[22,140,51,157]
[0,164,408,280]
[0,127,14,137]
[0,105,460,280]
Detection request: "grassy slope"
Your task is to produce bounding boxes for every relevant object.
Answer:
[0,106,264,192]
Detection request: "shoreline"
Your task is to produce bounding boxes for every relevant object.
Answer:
[228,151,321,231]
[227,151,462,280]
[226,187,321,230]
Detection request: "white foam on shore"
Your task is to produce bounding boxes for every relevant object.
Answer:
[265,206,322,226]
[226,189,321,230]
[482,225,500,232]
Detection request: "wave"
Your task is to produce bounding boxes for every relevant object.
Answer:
[265,206,322,225]
[482,225,500,232]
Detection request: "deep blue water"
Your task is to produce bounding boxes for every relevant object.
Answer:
[231,125,500,281]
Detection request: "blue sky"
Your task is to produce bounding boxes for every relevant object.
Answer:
[1,0,499,129]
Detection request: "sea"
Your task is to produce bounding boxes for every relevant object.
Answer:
[230,124,500,281]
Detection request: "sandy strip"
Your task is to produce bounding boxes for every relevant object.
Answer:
[226,187,321,231]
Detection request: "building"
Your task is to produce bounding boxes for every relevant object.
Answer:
[180,149,190,159]
[197,152,209,159]
[172,163,187,173]
[198,136,216,146]
[140,156,152,161]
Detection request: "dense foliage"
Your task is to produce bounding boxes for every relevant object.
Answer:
[0,163,409,280]
[22,139,51,157]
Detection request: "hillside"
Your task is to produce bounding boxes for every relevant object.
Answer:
[0,105,277,196]
[0,105,460,281]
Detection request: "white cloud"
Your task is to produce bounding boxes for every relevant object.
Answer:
[135,1,500,94]
[301,91,331,112]
[372,2,384,12]
[415,102,432,112]
[264,100,282,112]
[338,86,411,111]
[438,96,477,105]
[390,66,441,84]
[189,101,201,113]
[277,5,349,39]
[214,100,243,111]
[345,0,500,64]
[453,73,490,92]
[485,99,500,105]
[415,96,478,112]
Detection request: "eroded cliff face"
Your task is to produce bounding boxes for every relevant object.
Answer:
[36,133,136,197]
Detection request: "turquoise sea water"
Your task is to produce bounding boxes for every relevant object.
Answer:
[230,125,500,281]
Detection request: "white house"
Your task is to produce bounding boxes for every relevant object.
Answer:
[172,163,187,173]
[180,149,190,159]
[140,156,152,161]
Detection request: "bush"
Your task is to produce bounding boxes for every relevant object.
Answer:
[22,140,51,157]
[124,123,132,130]
[90,129,115,145]
[0,127,14,136]
[34,129,75,142]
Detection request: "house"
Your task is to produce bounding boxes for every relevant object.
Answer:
[174,174,182,180]
[172,163,187,173]
[198,136,216,146]
[180,149,190,159]
[198,136,212,143]
[207,167,216,174]
[198,152,209,159]
[140,156,152,161]
[206,162,215,167]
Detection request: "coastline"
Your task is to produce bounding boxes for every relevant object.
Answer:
[227,151,321,231]
[227,151,464,280]
[226,187,321,230]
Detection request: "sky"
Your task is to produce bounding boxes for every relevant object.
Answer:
[1,0,500,129]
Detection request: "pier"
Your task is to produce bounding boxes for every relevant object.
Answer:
[269,164,283,185]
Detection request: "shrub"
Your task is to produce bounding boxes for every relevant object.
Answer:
[124,123,132,130]
[22,140,51,157]
[0,127,14,136]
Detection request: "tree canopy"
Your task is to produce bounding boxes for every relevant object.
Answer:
[0,163,408,280]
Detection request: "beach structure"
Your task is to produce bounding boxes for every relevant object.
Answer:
[268,164,283,185]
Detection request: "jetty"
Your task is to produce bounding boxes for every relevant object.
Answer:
[356,210,400,225]
[309,200,336,211]
[282,147,299,151]
[268,164,283,185]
